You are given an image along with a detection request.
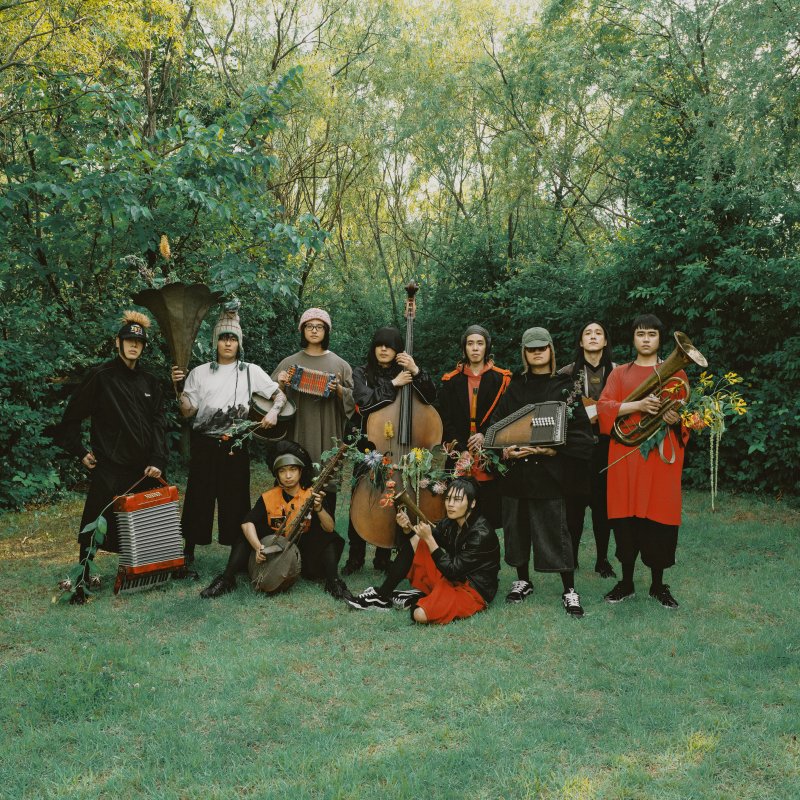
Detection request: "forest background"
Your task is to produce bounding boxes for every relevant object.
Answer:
[1,0,798,509]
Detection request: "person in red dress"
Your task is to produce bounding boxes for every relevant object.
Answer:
[597,314,688,608]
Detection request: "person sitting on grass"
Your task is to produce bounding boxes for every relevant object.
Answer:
[347,477,500,624]
[199,443,352,600]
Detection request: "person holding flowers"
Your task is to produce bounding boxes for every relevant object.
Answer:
[597,314,688,609]
[342,326,436,577]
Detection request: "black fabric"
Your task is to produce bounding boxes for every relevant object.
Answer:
[492,372,593,499]
[244,492,344,579]
[77,464,162,552]
[55,356,167,471]
[378,514,501,603]
[565,437,612,565]
[438,364,510,452]
[501,496,574,573]
[429,514,501,602]
[182,432,251,547]
[345,519,390,565]
[614,516,679,570]
[476,478,502,531]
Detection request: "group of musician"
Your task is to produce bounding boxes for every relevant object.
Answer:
[57,303,687,620]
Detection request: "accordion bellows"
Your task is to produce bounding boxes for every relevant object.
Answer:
[113,484,184,594]
[288,365,336,397]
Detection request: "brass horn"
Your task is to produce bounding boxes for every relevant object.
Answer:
[612,332,707,447]
[132,282,225,375]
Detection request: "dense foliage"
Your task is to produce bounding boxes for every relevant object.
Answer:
[1,0,798,507]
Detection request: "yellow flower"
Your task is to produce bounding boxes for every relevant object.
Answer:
[384,421,395,440]
[699,371,714,388]
[159,234,171,260]
[412,447,424,462]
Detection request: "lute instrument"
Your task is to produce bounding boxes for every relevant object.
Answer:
[248,442,348,593]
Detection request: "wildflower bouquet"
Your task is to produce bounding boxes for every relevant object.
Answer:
[681,371,748,510]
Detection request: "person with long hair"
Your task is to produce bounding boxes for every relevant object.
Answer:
[558,321,617,578]
[597,314,688,608]
[342,326,436,574]
[347,477,501,624]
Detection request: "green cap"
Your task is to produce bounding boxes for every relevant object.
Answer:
[521,327,552,348]
[272,453,305,472]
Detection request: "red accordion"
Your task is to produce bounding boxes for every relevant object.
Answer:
[287,364,336,397]
[112,483,185,594]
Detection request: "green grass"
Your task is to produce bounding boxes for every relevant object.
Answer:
[1,475,798,800]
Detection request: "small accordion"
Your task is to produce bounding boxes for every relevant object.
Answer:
[484,402,568,449]
[287,365,336,397]
[112,483,185,594]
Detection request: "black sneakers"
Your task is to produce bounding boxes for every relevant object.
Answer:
[505,580,534,604]
[346,586,392,611]
[324,578,354,601]
[594,559,617,579]
[604,582,636,603]
[562,589,585,618]
[199,574,236,599]
[391,589,425,610]
[649,584,679,609]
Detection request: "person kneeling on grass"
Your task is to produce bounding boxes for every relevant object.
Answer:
[347,477,500,624]
[200,443,352,600]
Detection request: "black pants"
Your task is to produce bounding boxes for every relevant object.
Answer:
[222,528,344,585]
[345,520,391,566]
[182,433,251,547]
[477,479,502,531]
[78,463,159,554]
[565,441,612,567]
[613,517,678,570]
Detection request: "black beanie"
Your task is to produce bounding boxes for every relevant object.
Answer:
[371,327,404,353]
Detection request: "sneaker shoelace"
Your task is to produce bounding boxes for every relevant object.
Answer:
[509,580,529,594]
[563,590,581,608]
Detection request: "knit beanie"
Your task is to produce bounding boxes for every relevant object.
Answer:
[460,324,491,360]
[298,308,332,331]
[211,301,245,369]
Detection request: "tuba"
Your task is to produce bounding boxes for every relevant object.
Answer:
[613,332,707,447]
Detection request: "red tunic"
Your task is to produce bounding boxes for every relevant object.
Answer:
[597,363,689,526]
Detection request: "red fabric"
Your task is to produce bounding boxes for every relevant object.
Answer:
[466,366,493,482]
[407,540,486,624]
[597,363,689,526]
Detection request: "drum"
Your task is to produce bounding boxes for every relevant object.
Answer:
[248,393,296,441]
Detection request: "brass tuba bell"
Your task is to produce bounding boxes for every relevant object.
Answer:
[612,332,707,447]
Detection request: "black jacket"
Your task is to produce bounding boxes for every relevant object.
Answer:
[349,363,436,441]
[438,362,511,450]
[430,514,501,603]
[491,372,593,499]
[55,357,168,472]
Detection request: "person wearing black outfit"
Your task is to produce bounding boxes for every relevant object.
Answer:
[341,326,437,575]
[54,311,167,604]
[558,321,617,579]
[346,477,500,622]
[200,442,351,600]
[438,324,511,529]
[492,326,594,617]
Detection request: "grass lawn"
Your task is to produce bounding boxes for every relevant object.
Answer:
[1,472,798,800]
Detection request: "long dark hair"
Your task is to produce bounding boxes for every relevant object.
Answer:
[569,320,614,390]
[364,327,404,386]
[446,477,480,524]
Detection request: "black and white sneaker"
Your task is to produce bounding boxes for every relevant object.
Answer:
[505,580,534,604]
[562,588,585,618]
[649,584,679,609]
[346,586,392,611]
[391,589,425,610]
[604,582,635,603]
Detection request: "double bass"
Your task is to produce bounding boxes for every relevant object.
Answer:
[349,281,445,548]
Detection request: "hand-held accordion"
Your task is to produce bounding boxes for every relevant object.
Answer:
[483,402,568,449]
[113,483,184,594]
[287,365,336,397]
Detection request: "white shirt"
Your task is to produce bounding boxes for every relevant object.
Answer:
[183,362,279,436]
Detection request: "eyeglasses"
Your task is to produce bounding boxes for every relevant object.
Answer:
[304,324,326,332]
